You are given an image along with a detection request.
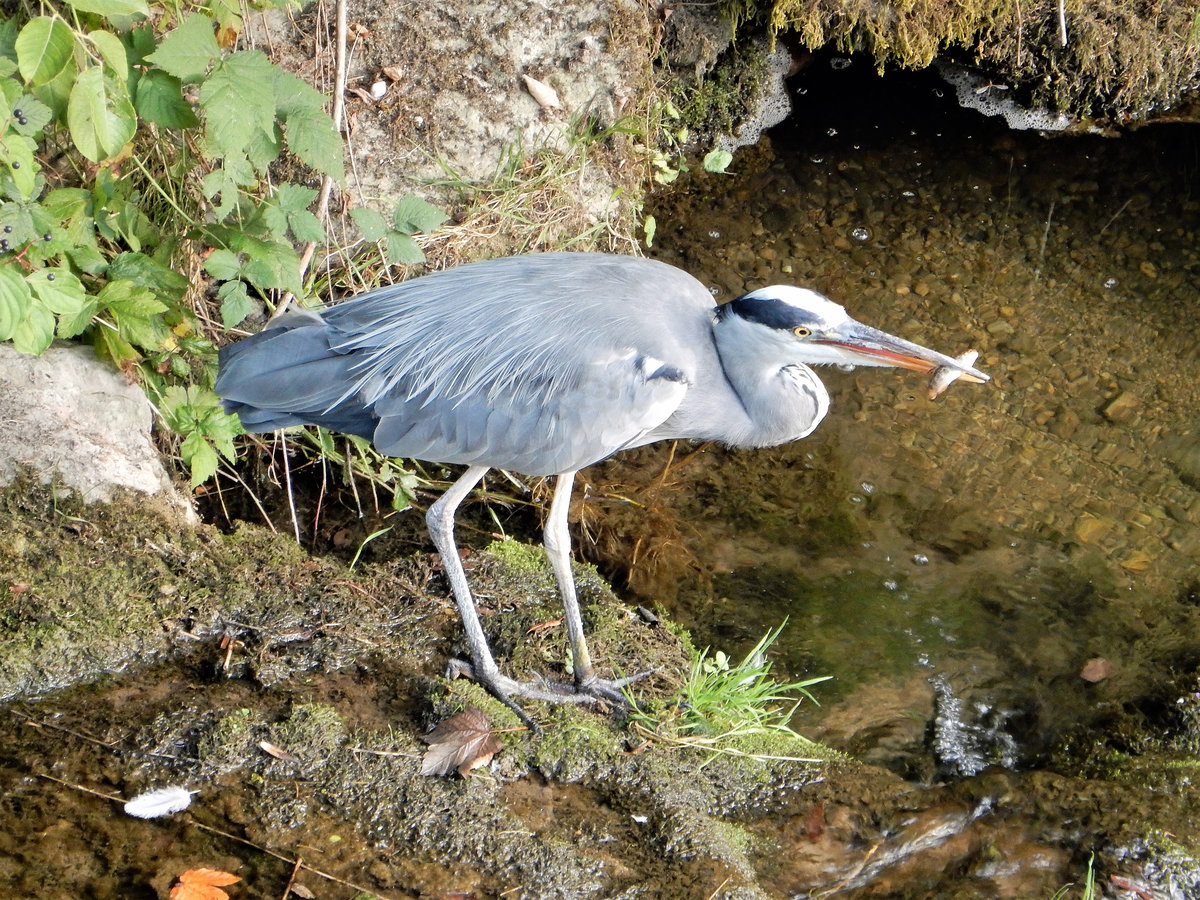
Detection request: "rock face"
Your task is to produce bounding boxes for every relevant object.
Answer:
[0,343,195,520]
[255,0,654,254]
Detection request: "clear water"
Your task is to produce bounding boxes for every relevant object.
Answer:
[637,54,1200,773]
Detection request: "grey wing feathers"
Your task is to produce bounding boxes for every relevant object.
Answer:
[216,311,379,438]
[216,253,710,475]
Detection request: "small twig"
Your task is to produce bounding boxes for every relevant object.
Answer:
[1036,199,1055,280]
[1057,0,1068,48]
[279,855,303,900]
[707,876,732,900]
[280,432,302,544]
[1015,0,1023,67]
[190,820,401,900]
[815,840,882,897]
[350,746,422,758]
[278,0,349,318]
[36,773,124,805]
[21,716,116,749]
[1098,197,1134,236]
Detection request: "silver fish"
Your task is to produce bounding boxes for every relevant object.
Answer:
[927,349,982,400]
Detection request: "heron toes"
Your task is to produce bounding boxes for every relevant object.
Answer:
[446,659,656,725]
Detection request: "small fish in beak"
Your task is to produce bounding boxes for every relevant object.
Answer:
[927,349,982,399]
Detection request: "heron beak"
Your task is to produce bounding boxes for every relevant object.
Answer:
[816,320,990,382]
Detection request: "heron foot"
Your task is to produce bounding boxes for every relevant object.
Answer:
[446,659,657,727]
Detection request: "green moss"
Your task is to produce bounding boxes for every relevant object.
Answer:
[199,707,262,773]
[672,44,772,141]
[272,702,348,761]
[718,0,1200,121]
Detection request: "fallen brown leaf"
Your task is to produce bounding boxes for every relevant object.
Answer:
[1080,657,1114,683]
[258,740,299,762]
[420,707,502,777]
[170,868,241,900]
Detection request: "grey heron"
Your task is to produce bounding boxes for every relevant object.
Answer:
[216,252,988,717]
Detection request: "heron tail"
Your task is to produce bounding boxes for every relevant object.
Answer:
[215,312,379,438]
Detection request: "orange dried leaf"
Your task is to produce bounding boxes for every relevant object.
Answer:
[170,868,242,900]
[180,868,241,886]
[420,707,503,777]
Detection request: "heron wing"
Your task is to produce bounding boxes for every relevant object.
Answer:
[218,253,713,475]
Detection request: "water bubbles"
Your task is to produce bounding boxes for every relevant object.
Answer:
[902,190,916,198]
[913,553,930,566]
[1104,277,1118,288]
[850,226,871,242]
[826,127,838,137]
[848,493,865,505]
[708,286,720,296]
[810,155,824,164]
[860,481,875,495]
[708,230,721,239]
[883,579,899,591]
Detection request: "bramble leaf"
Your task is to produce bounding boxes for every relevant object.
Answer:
[146,13,219,82]
[180,431,220,487]
[203,248,242,281]
[392,194,447,235]
[199,51,277,157]
[349,207,388,241]
[135,70,199,128]
[264,184,324,242]
[385,231,425,265]
[217,279,254,328]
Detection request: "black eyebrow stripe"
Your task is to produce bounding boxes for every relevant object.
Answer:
[720,294,817,330]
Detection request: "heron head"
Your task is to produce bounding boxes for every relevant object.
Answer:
[718,286,990,381]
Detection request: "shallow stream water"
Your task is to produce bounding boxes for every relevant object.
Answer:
[620,53,1200,887]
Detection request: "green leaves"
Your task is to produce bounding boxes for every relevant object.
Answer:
[0,2,359,490]
[145,13,220,82]
[702,148,733,174]
[67,67,136,161]
[0,266,30,344]
[15,17,74,85]
[134,70,199,129]
[64,0,151,18]
[351,194,447,266]
[199,51,278,158]
[160,385,242,486]
[0,266,89,355]
[393,194,449,234]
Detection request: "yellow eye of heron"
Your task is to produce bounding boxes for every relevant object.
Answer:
[793,326,812,338]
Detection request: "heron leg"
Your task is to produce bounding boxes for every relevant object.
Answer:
[543,473,654,705]
[426,466,530,721]
[429,467,645,723]
[543,471,595,685]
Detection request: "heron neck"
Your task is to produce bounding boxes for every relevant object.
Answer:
[712,319,831,448]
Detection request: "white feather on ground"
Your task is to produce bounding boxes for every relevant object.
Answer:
[123,785,196,818]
